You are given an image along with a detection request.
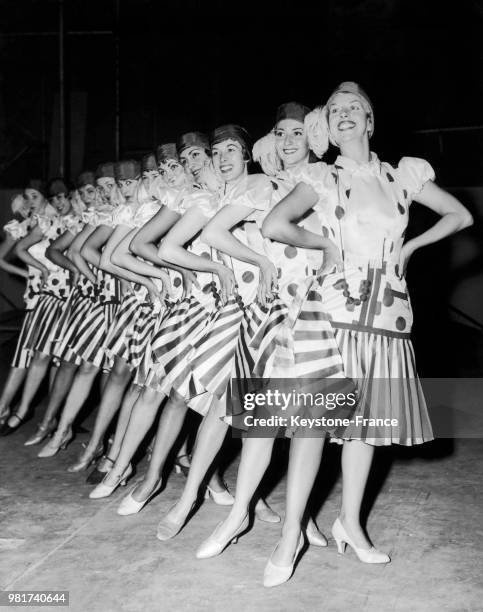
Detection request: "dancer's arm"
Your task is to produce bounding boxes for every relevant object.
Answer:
[400,182,473,271]
[129,206,181,268]
[99,225,160,295]
[262,183,342,275]
[69,225,97,284]
[159,207,234,301]
[14,225,49,282]
[81,225,113,269]
[201,204,276,305]
[46,230,78,279]
[111,228,172,291]
[0,234,28,278]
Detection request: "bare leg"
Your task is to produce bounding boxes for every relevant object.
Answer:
[49,361,99,443]
[132,396,188,501]
[100,385,165,486]
[14,352,51,419]
[271,436,325,565]
[339,439,375,548]
[74,358,132,462]
[200,435,276,541]
[165,395,236,524]
[38,361,78,429]
[0,367,27,422]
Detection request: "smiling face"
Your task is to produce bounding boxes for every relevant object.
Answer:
[211,139,246,183]
[327,92,372,146]
[158,159,187,188]
[78,184,98,206]
[24,188,45,213]
[50,192,72,215]
[273,118,310,169]
[96,177,117,202]
[179,146,211,182]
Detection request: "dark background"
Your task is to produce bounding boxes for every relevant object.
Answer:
[1,0,482,186]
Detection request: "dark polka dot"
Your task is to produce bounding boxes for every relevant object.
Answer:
[335,206,345,220]
[305,265,309,275]
[389,242,394,253]
[287,283,298,297]
[333,279,346,290]
[200,252,211,259]
[202,283,211,294]
[383,284,394,307]
[386,172,394,182]
[52,278,59,285]
[331,227,336,237]
[331,172,338,183]
[134,283,141,292]
[396,316,406,331]
[345,189,351,199]
[403,189,408,199]
[270,180,278,190]
[284,246,298,259]
[242,271,255,283]
[173,277,182,287]
[99,295,106,302]
[321,226,330,238]
[397,203,405,215]
[277,267,282,279]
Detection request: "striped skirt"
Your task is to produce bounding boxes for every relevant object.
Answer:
[298,264,433,446]
[104,293,165,372]
[149,295,215,400]
[67,300,120,370]
[52,288,94,365]
[11,308,37,369]
[185,296,271,418]
[23,293,67,358]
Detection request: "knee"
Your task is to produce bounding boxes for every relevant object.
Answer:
[33,352,50,366]
[140,387,162,408]
[111,359,130,383]
[79,362,98,376]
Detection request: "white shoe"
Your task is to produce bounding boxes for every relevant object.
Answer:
[331,518,390,564]
[306,519,328,547]
[89,464,132,500]
[117,479,162,516]
[204,483,234,506]
[255,499,281,523]
[196,515,249,560]
[263,532,304,588]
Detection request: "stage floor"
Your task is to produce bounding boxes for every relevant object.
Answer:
[1,417,483,612]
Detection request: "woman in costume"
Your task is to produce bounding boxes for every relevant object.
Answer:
[0,184,56,435]
[0,191,41,427]
[259,81,472,583]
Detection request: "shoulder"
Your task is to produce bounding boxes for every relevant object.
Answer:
[389,157,435,199]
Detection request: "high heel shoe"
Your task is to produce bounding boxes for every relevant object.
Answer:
[86,455,115,485]
[117,479,162,516]
[24,420,57,447]
[196,515,249,560]
[254,499,281,523]
[306,519,328,547]
[331,518,390,564]
[0,411,32,437]
[89,464,133,499]
[263,532,305,588]
[204,482,234,506]
[156,501,198,541]
[174,454,190,478]
[37,427,73,458]
[67,442,104,473]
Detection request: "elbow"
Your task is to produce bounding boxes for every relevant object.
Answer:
[99,252,111,271]
[261,217,281,240]
[157,242,171,263]
[129,236,142,257]
[200,225,215,246]
[13,244,22,258]
[461,209,474,230]
[110,249,124,268]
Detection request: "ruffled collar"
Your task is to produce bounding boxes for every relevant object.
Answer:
[334,152,381,177]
